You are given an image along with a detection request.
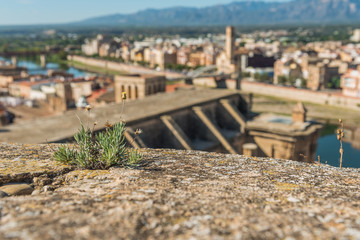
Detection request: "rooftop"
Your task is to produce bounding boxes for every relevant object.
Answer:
[246,113,322,135]
[116,74,165,80]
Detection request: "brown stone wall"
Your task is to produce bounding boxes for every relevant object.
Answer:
[249,133,317,162]
[241,81,360,110]
[193,78,237,89]
[115,75,166,102]
[163,52,177,68]
[250,134,295,160]
[47,95,67,113]
[307,64,321,90]
[0,113,9,126]
[70,55,183,79]
[144,77,166,97]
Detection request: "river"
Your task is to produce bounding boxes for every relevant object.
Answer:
[317,133,360,168]
[0,56,93,78]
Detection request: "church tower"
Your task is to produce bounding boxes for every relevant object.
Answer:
[225,26,235,63]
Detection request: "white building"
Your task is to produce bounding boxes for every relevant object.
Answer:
[81,34,105,56]
[341,69,360,97]
[351,29,360,42]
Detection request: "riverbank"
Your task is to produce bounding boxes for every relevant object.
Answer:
[67,60,128,76]
[67,55,185,79]
[251,94,360,126]
[242,80,360,111]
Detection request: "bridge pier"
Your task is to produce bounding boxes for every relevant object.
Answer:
[235,73,241,90]
[161,115,194,150]
[242,143,258,157]
[193,106,237,154]
[220,99,247,133]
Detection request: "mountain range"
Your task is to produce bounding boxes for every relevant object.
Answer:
[77,0,360,26]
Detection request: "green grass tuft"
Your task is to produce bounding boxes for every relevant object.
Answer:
[54,121,142,170]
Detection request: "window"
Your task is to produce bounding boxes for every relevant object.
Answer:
[128,86,132,99]
[345,78,356,88]
[135,86,138,99]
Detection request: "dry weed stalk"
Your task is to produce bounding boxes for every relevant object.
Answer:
[337,118,344,168]
[299,153,313,163]
[120,92,127,120]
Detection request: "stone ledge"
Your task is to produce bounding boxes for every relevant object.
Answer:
[0,143,360,239]
[0,143,73,185]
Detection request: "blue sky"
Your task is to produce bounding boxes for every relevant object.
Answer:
[0,0,289,25]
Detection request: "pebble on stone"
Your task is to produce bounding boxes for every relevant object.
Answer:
[0,184,34,196]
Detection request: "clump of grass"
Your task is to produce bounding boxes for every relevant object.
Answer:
[54,121,142,169]
[337,118,344,168]
[54,94,142,170]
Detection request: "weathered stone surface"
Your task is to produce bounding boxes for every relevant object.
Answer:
[0,143,360,239]
[0,184,33,196]
[0,143,73,185]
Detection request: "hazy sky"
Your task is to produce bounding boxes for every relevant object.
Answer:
[0,0,290,25]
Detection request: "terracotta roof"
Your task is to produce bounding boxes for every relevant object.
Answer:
[17,80,53,87]
[166,83,193,93]
[87,88,107,102]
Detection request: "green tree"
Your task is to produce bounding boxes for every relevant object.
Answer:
[300,78,307,88]
[327,77,341,89]
[259,73,270,82]
[0,43,9,53]
[241,72,251,78]
[57,50,68,61]
[277,75,288,85]
[288,76,297,86]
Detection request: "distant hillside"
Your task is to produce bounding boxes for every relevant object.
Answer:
[76,0,360,26]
